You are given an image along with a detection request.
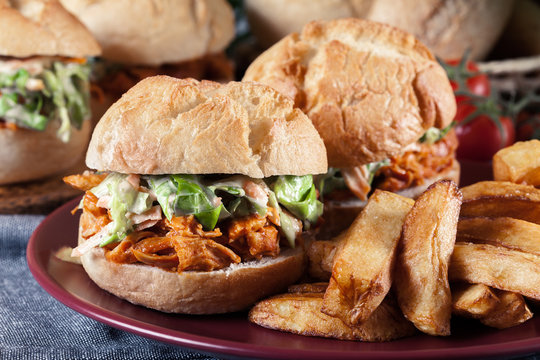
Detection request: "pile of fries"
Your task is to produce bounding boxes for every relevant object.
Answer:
[248,140,540,341]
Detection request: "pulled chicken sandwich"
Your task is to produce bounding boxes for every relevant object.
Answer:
[0,0,101,185]
[64,76,328,314]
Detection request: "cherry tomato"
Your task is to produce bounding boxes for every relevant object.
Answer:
[516,112,540,141]
[456,115,515,161]
[445,59,490,102]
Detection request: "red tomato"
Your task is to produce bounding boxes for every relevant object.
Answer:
[516,112,540,141]
[445,59,491,102]
[456,115,515,161]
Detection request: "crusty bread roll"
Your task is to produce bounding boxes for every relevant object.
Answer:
[243,18,456,168]
[245,0,513,61]
[318,161,460,239]
[60,0,235,65]
[365,0,514,61]
[245,0,372,48]
[80,233,305,314]
[0,0,100,58]
[0,119,91,185]
[87,76,328,178]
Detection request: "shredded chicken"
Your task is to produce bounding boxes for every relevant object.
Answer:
[174,237,241,271]
[97,53,232,98]
[228,214,280,260]
[106,231,155,264]
[164,215,222,238]
[375,131,458,192]
[341,166,372,201]
[132,237,180,269]
[63,171,108,192]
[77,193,283,271]
[79,192,110,239]
[0,120,18,130]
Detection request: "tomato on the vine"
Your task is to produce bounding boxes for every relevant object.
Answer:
[444,58,491,102]
[441,55,518,161]
[455,114,515,161]
[516,112,540,141]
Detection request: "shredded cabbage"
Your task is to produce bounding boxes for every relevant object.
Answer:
[0,60,91,142]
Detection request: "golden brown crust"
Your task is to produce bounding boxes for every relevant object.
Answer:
[0,119,91,185]
[0,0,101,58]
[86,76,328,177]
[60,0,234,65]
[243,18,456,168]
[79,230,306,314]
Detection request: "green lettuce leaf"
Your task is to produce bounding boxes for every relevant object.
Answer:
[272,175,323,228]
[147,175,223,230]
[315,168,346,200]
[419,122,456,144]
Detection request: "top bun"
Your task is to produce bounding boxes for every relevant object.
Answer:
[60,0,235,66]
[243,18,456,168]
[0,0,101,58]
[86,76,328,178]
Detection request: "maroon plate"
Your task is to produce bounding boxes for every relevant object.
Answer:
[28,197,540,360]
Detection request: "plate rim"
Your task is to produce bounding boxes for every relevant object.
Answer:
[26,197,540,360]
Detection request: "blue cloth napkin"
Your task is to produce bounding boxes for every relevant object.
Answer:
[0,214,217,360]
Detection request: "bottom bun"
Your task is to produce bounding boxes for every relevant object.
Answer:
[318,161,461,239]
[0,119,91,185]
[80,231,305,314]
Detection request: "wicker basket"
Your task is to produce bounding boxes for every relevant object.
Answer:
[478,55,540,108]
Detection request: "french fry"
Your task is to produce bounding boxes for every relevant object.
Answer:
[249,293,416,342]
[395,180,462,336]
[288,283,328,294]
[493,140,540,185]
[306,232,346,280]
[520,168,540,187]
[457,217,540,255]
[449,242,540,300]
[460,181,540,224]
[480,290,533,329]
[452,283,499,319]
[322,190,414,325]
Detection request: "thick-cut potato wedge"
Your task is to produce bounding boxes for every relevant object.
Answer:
[249,293,416,342]
[520,167,540,187]
[322,190,414,325]
[395,180,462,336]
[450,242,540,300]
[493,140,540,185]
[457,217,540,255]
[452,283,499,318]
[306,232,346,280]
[460,181,540,224]
[288,283,328,294]
[480,290,533,329]
[306,240,336,280]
